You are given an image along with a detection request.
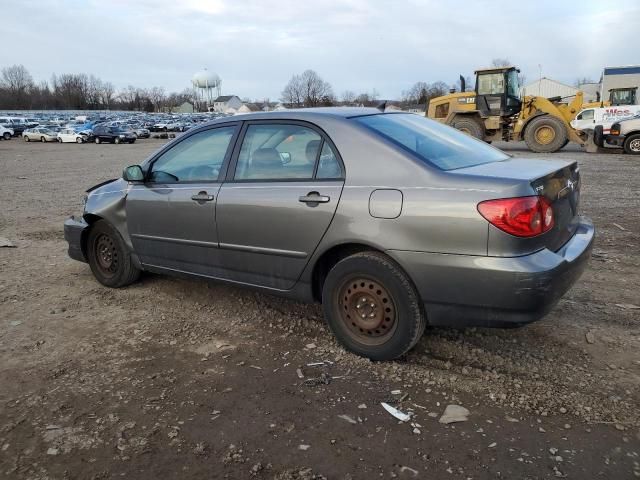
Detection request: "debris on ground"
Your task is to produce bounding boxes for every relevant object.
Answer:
[585,331,596,344]
[337,414,358,425]
[439,405,470,424]
[302,373,331,386]
[381,402,411,422]
[615,303,640,310]
[0,237,16,248]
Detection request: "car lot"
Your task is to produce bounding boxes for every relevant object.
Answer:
[0,139,638,478]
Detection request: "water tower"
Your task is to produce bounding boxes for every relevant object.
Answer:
[192,69,221,110]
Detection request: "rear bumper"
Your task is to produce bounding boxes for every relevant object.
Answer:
[388,216,595,328]
[605,134,625,147]
[64,216,89,263]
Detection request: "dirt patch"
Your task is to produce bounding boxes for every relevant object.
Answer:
[0,139,638,478]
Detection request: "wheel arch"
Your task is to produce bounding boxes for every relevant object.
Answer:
[310,242,385,302]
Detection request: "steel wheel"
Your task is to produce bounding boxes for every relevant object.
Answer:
[628,138,640,153]
[534,125,555,145]
[337,277,398,346]
[94,233,119,276]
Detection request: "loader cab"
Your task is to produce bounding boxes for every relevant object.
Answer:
[609,87,637,106]
[474,66,522,118]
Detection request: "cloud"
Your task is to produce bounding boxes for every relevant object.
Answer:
[1,0,637,100]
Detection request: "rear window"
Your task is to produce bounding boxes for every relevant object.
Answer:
[354,113,509,170]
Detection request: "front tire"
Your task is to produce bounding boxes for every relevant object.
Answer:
[95,137,101,144]
[87,220,140,288]
[24,135,30,142]
[524,115,568,153]
[322,251,426,361]
[624,133,640,155]
[40,136,46,142]
[76,137,83,144]
[3,132,10,140]
[114,137,121,144]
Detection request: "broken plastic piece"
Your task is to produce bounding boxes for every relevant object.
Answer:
[381,402,411,422]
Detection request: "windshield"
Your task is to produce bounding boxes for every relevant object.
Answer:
[354,114,509,170]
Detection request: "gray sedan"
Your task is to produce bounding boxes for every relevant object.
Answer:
[64,108,594,360]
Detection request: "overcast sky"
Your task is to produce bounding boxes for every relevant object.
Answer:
[2,0,638,100]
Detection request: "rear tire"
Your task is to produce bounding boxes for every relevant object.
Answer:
[322,251,426,361]
[3,132,11,140]
[623,133,640,155]
[40,136,46,142]
[524,115,568,153]
[114,137,121,144]
[452,117,484,140]
[86,220,140,288]
[24,135,30,142]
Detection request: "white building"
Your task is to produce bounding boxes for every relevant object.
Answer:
[212,95,243,113]
[520,77,579,100]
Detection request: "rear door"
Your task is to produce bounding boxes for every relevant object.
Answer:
[126,124,239,276]
[216,121,345,290]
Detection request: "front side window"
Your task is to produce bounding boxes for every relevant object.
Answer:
[234,124,322,180]
[579,110,594,121]
[355,113,509,171]
[477,73,505,95]
[149,126,235,183]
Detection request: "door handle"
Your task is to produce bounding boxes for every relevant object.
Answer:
[191,191,214,202]
[299,192,330,204]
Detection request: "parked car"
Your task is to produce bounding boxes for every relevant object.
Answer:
[600,113,640,154]
[23,127,59,142]
[0,117,28,136]
[58,128,88,143]
[64,109,594,360]
[0,124,14,140]
[132,127,150,138]
[92,125,137,144]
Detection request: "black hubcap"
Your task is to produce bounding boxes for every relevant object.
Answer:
[94,233,118,275]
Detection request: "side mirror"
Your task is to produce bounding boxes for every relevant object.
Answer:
[279,152,292,164]
[123,165,144,182]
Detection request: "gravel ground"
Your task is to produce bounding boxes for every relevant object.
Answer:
[0,137,638,479]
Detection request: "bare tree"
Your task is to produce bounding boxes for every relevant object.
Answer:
[282,70,333,108]
[100,82,115,109]
[491,58,512,67]
[281,74,304,107]
[574,76,596,87]
[0,65,34,108]
[148,86,166,112]
[341,90,356,105]
[299,70,333,107]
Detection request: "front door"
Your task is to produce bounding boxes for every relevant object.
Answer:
[216,122,345,290]
[126,124,239,276]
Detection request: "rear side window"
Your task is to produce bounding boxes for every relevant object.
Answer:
[234,124,322,180]
[354,113,509,170]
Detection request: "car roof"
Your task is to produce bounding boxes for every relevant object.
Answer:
[192,107,389,130]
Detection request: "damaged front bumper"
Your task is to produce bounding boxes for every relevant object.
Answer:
[64,216,89,263]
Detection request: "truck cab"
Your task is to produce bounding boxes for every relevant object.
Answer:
[474,66,522,117]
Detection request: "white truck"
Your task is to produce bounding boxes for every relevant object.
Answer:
[571,105,640,135]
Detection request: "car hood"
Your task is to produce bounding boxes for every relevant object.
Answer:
[86,178,120,194]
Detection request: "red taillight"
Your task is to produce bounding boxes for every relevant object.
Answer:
[477,196,554,237]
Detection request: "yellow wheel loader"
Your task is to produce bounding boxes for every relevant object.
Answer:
[426,66,590,153]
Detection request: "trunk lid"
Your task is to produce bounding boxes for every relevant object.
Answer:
[451,157,581,255]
